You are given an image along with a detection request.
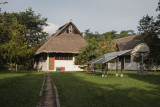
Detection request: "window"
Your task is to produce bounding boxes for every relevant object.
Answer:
[55,54,73,60]
[43,54,47,60]
[119,56,124,61]
[68,55,73,60]
[125,55,131,63]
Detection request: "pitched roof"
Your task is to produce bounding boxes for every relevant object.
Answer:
[114,35,138,45]
[114,35,140,51]
[35,22,87,55]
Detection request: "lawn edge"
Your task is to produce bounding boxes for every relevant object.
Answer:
[51,73,60,107]
[36,73,46,107]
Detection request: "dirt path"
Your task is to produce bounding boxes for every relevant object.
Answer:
[41,73,57,107]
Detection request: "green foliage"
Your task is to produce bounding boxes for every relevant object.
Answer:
[101,30,117,39]
[138,1,160,67]
[83,29,101,39]
[76,29,135,65]
[118,30,136,38]
[0,8,48,70]
[0,12,15,44]
[75,37,100,64]
[84,29,136,39]
[12,8,48,47]
[75,35,116,64]
[0,14,33,66]
[102,30,135,39]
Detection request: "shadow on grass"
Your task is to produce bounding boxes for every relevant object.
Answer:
[124,71,160,85]
[0,70,38,74]
[0,72,44,107]
[87,71,160,85]
[52,72,160,107]
[85,71,116,76]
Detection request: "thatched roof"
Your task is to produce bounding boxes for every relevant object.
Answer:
[114,35,140,51]
[35,22,87,55]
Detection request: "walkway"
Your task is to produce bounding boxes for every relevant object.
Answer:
[41,73,57,107]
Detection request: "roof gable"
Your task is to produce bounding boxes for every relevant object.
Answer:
[35,22,87,55]
[114,35,140,51]
[114,35,138,45]
[51,22,82,37]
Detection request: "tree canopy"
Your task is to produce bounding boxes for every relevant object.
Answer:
[76,29,136,65]
[0,8,48,70]
[137,1,160,69]
[84,29,135,40]
[12,8,48,47]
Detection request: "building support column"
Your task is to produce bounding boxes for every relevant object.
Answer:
[47,53,49,71]
[92,64,95,75]
[102,63,108,77]
[116,58,119,77]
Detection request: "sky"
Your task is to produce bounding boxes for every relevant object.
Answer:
[1,0,159,35]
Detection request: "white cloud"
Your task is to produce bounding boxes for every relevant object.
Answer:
[43,23,59,35]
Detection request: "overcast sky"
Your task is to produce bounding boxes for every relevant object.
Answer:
[1,0,158,35]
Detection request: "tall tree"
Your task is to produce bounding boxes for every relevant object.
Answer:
[0,15,32,71]
[0,1,8,13]
[102,30,117,39]
[75,36,116,64]
[83,29,100,39]
[78,29,135,65]
[0,12,15,68]
[117,30,135,38]
[137,1,160,70]
[0,8,48,70]
[13,8,48,47]
[85,30,136,39]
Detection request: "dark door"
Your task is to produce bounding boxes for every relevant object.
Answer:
[120,56,124,70]
[49,54,55,70]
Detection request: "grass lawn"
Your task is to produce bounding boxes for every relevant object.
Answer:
[52,71,160,107]
[0,71,44,107]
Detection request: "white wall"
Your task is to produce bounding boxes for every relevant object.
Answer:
[108,62,121,70]
[41,57,47,71]
[108,59,138,71]
[35,54,160,71]
[35,54,83,71]
[34,56,48,71]
[54,56,83,71]
[124,61,138,70]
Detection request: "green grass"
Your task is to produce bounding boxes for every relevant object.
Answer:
[52,71,160,107]
[0,71,44,107]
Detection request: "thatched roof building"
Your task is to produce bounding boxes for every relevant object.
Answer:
[108,35,141,71]
[34,21,87,71]
[114,35,140,51]
[35,22,87,55]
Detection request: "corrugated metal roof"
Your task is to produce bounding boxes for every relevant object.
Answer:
[86,49,132,64]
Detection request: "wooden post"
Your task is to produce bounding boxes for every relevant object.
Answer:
[102,63,104,77]
[16,64,17,72]
[116,58,118,76]
[87,64,89,72]
[92,64,95,75]
[120,69,123,77]
[105,62,108,77]
[120,56,124,77]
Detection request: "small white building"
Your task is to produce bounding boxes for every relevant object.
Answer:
[34,22,87,71]
[107,35,140,71]
[108,35,160,71]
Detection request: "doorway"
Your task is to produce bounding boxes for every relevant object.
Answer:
[49,54,55,70]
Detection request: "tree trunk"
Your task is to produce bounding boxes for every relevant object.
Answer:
[16,64,18,72]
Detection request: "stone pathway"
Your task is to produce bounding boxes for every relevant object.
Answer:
[41,73,57,107]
